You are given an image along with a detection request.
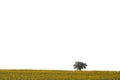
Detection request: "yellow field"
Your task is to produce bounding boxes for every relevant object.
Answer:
[0,70,120,80]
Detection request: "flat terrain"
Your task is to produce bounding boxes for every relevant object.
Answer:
[0,70,120,80]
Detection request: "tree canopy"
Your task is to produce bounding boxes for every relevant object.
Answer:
[74,61,87,70]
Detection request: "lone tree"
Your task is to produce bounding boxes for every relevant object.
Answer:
[74,61,87,70]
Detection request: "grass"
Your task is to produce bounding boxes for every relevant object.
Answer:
[0,69,120,80]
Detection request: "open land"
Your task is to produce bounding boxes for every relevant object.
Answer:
[0,70,120,80]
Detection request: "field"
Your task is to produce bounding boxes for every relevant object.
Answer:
[0,70,120,80]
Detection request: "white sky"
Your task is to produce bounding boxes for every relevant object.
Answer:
[0,0,120,71]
